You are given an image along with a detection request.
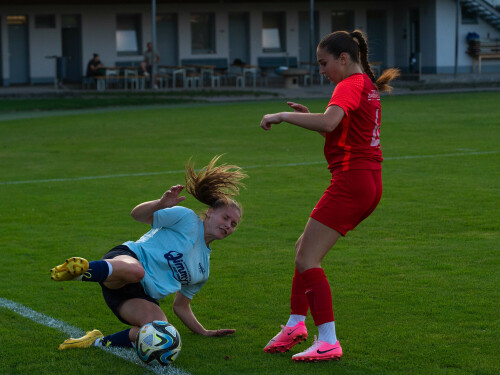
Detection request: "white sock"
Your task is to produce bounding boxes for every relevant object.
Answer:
[106,261,113,277]
[286,314,306,327]
[317,321,337,344]
[94,337,102,347]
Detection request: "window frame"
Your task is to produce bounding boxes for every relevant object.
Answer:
[190,12,216,55]
[34,14,56,29]
[461,5,478,25]
[116,13,142,56]
[262,12,287,53]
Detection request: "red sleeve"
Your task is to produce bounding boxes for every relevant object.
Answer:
[326,75,364,116]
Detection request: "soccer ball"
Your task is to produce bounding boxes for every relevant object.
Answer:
[135,321,182,366]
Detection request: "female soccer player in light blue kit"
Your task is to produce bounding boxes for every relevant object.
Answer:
[51,156,246,350]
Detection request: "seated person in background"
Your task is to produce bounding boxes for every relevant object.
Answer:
[232,58,246,67]
[86,53,105,77]
[140,42,160,87]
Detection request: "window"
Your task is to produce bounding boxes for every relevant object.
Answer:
[35,15,55,29]
[191,13,216,54]
[62,15,80,29]
[262,12,286,52]
[461,5,478,24]
[331,10,354,32]
[116,14,142,55]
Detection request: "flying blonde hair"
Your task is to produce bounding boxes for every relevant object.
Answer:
[185,155,247,213]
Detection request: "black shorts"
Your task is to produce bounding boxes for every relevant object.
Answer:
[100,245,159,325]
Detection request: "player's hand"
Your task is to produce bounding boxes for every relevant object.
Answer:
[287,101,310,113]
[205,329,236,337]
[159,185,186,208]
[260,113,282,130]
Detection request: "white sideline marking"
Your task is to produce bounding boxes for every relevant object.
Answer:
[0,151,497,186]
[0,170,184,186]
[0,297,191,375]
[384,150,498,160]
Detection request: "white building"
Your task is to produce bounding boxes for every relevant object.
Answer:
[0,0,499,86]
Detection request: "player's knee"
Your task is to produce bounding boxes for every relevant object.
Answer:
[138,308,166,326]
[124,264,145,283]
[131,266,145,283]
[295,249,320,273]
[294,239,302,254]
[294,254,307,273]
[138,314,162,327]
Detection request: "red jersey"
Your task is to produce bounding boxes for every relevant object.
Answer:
[325,73,383,172]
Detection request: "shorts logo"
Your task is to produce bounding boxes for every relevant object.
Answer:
[164,251,191,285]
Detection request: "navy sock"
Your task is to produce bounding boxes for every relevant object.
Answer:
[81,260,110,282]
[101,329,132,348]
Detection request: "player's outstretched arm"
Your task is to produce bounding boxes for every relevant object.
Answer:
[130,185,186,224]
[287,102,327,137]
[173,292,236,337]
[260,103,344,133]
[259,101,309,130]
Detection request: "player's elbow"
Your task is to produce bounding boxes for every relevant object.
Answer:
[172,303,186,318]
[321,106,343,133]
[130,209,153,225]
[321,118,339,133]
[173,296,190,317]
[172,304,179,316]
[130,208,140,221]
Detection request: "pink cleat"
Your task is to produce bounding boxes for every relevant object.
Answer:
[264,321,308,353]
[292,335,342,362]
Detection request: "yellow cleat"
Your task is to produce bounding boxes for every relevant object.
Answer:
[58,329,103,350]
[50,257,89,281]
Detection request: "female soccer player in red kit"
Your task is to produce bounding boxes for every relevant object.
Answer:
[260,30,400,362]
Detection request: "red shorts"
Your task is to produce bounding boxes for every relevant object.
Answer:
[310,169,382,236]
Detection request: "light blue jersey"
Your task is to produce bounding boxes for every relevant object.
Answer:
[123,206,210,300]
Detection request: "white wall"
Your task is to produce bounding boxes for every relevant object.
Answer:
[0,6,65,82]
[2,0,499,84]
[0,13,9,80]
[436,0,500,73]
[82,4,151,67]
[1,1,405,83]
[30,16,60,79]
[420,0,438,73]
[436,0,457,70]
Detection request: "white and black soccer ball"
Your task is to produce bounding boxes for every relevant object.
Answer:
[135,321,182,366]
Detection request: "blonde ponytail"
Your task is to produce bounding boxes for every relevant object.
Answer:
[185,155,247,210]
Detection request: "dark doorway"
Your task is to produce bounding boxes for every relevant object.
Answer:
[8,15,30,85]
[366,10,387,67]
[229,12,250,66]
[299,11,319,65]
[61,15,82,82]
[331,10,354,32]
[157,13,179,66]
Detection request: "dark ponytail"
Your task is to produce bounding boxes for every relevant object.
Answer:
[349,30,376,83]
[318,29,400,93]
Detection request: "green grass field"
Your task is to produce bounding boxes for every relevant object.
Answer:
[0,91,499,375]
[0,90,276,114]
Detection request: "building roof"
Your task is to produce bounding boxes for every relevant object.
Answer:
[1,0,389,3]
